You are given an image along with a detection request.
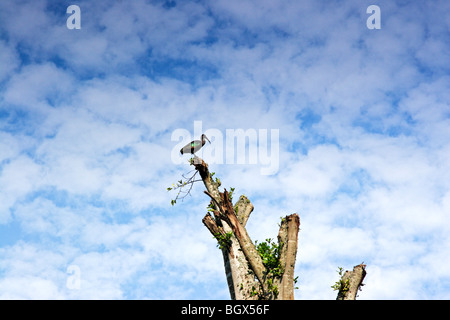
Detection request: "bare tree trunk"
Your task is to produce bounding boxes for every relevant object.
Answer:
[195,159,300,300]
[336,263,367,300]
[276,214,300,300]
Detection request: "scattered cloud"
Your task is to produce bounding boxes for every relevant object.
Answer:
[0,0,449,299]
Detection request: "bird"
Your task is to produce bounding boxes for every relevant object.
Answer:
[180,134,211,155]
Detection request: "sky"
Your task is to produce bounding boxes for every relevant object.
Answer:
[0,0,449,299]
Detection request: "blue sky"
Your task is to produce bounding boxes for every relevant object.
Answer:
[0,0,449,299]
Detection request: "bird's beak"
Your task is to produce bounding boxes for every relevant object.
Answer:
[205,136,211,144]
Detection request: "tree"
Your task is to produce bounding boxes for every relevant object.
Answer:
[170,157,366,300]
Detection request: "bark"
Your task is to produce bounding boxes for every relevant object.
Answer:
[234,195,254,226]
[336,263,367,300]
[276,214,300,300]
[195,158,300,300]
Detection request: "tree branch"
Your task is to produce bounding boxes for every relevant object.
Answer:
[234,195,254,226]
[336,263,367,300]
[218,190,268,293]
[202,213,224,238]
[194,158,221,204]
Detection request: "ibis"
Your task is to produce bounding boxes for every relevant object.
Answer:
[180,134,211,155]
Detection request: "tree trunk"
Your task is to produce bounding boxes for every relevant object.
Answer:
[336,263,367,300]
[276,214,300,300]
[195,159,300,300]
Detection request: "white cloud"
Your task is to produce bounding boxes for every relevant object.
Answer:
[280,144,348,198]
[4,63,75,110]
[0,156,42,223]
[0,0,449,300]
[0,131,23,163]
[0,277,63,299]
[0,241,67,299]
[0,40,19,83]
